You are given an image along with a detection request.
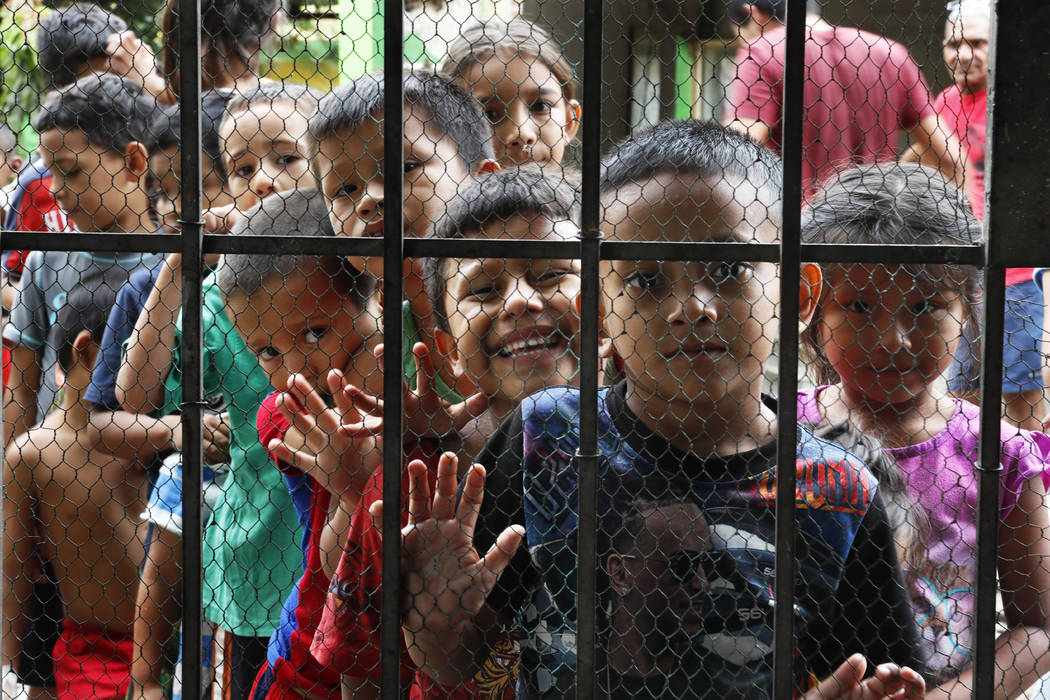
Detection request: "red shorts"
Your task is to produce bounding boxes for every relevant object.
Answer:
[52,620,133,700]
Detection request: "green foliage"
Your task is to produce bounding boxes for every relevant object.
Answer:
[0,2,46,156]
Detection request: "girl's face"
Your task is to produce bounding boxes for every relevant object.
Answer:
[459,51,580,167]
[818,264,969,405]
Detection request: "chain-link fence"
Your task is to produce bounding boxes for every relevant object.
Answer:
[2,0,1049,699]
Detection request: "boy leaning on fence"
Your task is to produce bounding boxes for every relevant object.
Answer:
[396,120,926,699]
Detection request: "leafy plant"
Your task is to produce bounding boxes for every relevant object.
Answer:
[1,1,46,156]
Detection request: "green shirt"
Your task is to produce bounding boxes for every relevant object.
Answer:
[165,275,303,636]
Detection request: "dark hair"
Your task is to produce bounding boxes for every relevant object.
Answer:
[36,3,129,91]
[0,124,17,156]
[439,17,577,101]
[216,188,375,309]
[162,0,276,99]
[310,70,495,174]
[728,0,787,23]
[147,89,233,176]
[599,119,782,208]
[53,285,115,372]
[800,162,983,384]
[34,72,159,153]
[424,165,580,333]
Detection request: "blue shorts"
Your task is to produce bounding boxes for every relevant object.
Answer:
[142,452,226,536]
[946,279,1044,394]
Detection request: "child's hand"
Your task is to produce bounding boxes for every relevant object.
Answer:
[369,453,524,636]
[803,655,925,700]
[267,371,384,508]
[104,31,166,96]
[203,205,242,266]
[374,342,489,441]
[202,411,230,466]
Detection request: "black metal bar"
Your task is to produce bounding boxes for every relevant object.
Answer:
[0,232,183,253]
[381,0,404,694]
[176,0,203,692]
[773,0,806,697]
[575,0,602,693]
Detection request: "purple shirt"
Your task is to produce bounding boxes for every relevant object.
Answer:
[797,386,1050,682]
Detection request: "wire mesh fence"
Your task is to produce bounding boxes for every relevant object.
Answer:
[2,0,1049,699]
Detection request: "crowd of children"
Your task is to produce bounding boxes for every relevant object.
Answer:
[3,2,1050,700]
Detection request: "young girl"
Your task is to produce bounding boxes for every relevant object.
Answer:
[799,162,1050,698]
[440,17,580,168]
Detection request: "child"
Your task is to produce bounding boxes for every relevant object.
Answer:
[215,188,393,699]
[398,121,926,699]
[309,69,497,405]
[439,18,581,168]
[306,165,587,695]
[220,81,321,213]
[798,162,1050,696]
[4,72,163,440]
[145,90,234,233]
[3,286,148,700]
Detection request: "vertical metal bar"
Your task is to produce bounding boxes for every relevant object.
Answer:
[380,0,404,695]
[575,0,602,695]
[177,0,204,692]
[773,0,806,697]
[974,5,1006,698]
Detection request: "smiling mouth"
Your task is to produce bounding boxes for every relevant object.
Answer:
[497,331,568,360]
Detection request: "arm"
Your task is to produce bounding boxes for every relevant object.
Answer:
[2,441,38,668]
[118,255,181,414]
[926,474,1050,700]
[91,411,181,464]
[901,113,965,188]
[3,345,40,443]
[131,528,182,700]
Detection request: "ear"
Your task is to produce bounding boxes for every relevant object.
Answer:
[433,328,466,378]
[606,553,629,594]
[71,329,97,367]
[473,159,500,176]
[8,155,23,174]
[563,100,582,143]
[123,141,149,180]
[797,262,823,332]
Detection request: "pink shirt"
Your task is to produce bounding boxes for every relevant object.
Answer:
[797,386,1050,682]
[726,24,933,193]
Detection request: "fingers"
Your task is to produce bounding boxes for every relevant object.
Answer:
[406,459,431,527]
[412,342,435,399]
[454,463,487,538]
[267,438,319,473]
[430,452,460,522]
[805,654,865,700]
[449,391,492,432]
[285,374,340,433]
[868,664,925,700]
[480,525,526,581]
[369,500,383,541]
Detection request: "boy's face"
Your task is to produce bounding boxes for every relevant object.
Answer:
[221,102,313,212]
[228,263,381,398]
[315,105,475,277]
[38,127,142,233]
[601,172,780,406]
[149,146,231,233]
[435,216,581,414]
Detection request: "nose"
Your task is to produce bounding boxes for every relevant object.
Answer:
[876,314,913,355]
[502,278,544,317]
[250,164,277,199]
[674,282,719,325]
[356,182,384,221]
[500,104,538,159]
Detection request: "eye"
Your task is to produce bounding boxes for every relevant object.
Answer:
[335,182,358,199]
[536,267,575,285]
[256,346,279,361]
[530,100,554,116]
[845,300,872,314]
[235,163,255,178]
[404,161,421,175]
[912,300,943,314]
[277,153,302,166]
[304,326,328,344]
[712,262,754,282]
[484,108,502,123]
[467,283,498,300]
[626,270,663,290]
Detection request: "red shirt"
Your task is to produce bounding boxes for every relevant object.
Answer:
[3,164,70,278]
[726,24,933,194]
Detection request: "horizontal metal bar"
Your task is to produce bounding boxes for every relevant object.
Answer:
[3,233,986,265]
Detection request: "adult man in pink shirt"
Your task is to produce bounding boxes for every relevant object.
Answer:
[724,0,962,194]
[937,0,1047,429]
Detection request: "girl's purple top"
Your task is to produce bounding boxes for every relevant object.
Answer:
[797,386,1050,683]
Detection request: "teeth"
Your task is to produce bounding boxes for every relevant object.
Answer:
[500,336,558,357]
